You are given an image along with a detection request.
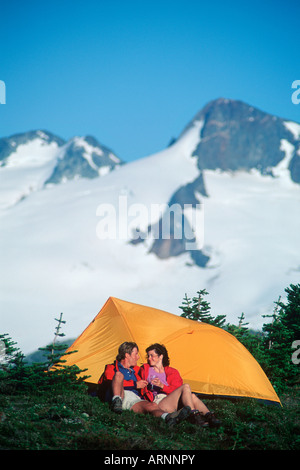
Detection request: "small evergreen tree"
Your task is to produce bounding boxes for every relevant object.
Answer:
[39,312,70,371]
[0,314,89,394]
[35,312,89,391]
[180,289,226,327]
[226,313,264,363]
[226,312,249,343]
[261,285,300,390]
[278,284,300,339]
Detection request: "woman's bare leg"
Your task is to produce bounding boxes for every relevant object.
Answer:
[191,393,210,414]
[158,384,194,413]
[158,383,210,415]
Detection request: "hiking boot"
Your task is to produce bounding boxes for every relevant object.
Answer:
[188,410,209,427]
[204,412,221,428]
[110,396,123,414]
[165,406,192,427]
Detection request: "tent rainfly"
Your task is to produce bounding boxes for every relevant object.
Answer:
[62,297,281,405]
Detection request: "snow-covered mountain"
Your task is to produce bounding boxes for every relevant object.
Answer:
[146,98,300,267]
[0,130,122,210]
[1,98,300,355]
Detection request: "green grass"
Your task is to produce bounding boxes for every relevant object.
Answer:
[0,386,299,450]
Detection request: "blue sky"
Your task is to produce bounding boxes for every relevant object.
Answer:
[0,0,299,162]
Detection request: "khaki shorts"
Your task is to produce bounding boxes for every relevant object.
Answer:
[122,391,143,410]
[153,393,167,404]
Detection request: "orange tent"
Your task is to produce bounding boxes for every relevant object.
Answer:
[62,297,280,404]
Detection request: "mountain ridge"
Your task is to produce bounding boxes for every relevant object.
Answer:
[1,98,300,191]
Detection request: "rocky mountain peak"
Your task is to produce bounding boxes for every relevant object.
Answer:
[180,98,300,182]
[45,135,122,184]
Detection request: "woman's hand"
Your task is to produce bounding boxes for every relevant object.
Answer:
[151,377,163,388]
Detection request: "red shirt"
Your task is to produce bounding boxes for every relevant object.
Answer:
[97,361,142,401]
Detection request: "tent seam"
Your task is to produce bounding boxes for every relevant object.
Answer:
[111,297,136,342]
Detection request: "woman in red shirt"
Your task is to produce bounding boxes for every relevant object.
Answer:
[139,343,221,427]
